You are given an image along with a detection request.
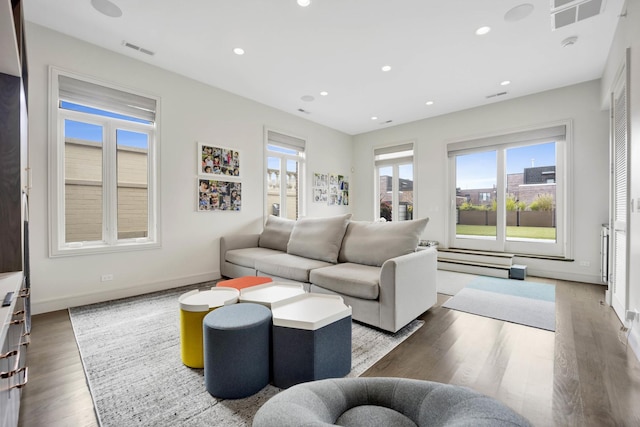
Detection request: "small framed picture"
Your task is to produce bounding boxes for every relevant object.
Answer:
[197,179,242,212]
[198,142,241,179]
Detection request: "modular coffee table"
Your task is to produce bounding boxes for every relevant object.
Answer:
[270,293,352,388]
[238,282,305,308]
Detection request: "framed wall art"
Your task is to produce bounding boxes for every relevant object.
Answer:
[198,179,242,211]
[198,142,241,178]
[314,172,348,206]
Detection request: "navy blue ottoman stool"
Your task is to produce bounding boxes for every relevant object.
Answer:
[203,302,271,399]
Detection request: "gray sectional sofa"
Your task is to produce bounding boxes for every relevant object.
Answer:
[220,214,437,333]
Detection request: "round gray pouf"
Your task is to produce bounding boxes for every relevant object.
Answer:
[252,377,533,427]
[203,303,271,399]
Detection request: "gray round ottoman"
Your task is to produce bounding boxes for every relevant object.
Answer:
[203,302,271,399]
[252,377,532,427]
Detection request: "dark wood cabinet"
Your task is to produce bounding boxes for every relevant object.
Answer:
[0,0,28,274]
[0,73,23,273]
[0,0,29,424]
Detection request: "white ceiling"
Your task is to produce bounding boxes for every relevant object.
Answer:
[23,0,625,135]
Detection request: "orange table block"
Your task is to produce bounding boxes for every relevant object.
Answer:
[217,276,272,290]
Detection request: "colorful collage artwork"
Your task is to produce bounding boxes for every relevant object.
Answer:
[197,143,241,211]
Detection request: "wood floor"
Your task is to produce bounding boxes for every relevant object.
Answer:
[18,278,640,427]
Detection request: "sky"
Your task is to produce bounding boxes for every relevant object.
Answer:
[63,102,149,149]
[456,142,556,190]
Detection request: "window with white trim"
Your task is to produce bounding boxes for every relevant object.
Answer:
[265,130,305,219]
[448,123,571,257]
[49,68,159,256]
[374,143,415,221]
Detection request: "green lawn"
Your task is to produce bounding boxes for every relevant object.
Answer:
[456,225,556,240]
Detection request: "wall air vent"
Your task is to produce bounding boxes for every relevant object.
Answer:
[551,0,604,30]
[122,41,155,56]
[486,91,508,99]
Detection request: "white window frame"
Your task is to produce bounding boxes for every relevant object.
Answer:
[264,128,306,219]
[374,142,415,221]
[48,67,161,257]
[447,121,572,258]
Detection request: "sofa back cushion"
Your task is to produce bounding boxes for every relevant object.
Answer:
[259,215,295,252]
[338,218,429,266]
[287,214,352,263]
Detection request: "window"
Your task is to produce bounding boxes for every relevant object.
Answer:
[265,130,305,219]
[374,143,414,221]
[49,68,159,256]
[448,123,570,257]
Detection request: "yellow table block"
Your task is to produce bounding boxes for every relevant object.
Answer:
[179,287,239,368]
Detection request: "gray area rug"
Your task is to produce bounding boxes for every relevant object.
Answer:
[442,275,556,331]
[69,284,423,427]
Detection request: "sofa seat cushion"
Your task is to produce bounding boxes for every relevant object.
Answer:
[255,253,333,283]
[309,263,380,300]
[225,247,285,269]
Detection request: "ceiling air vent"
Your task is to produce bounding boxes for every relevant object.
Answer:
[486,91,508,99]
[551,0,604,30]
[123,41,155,56]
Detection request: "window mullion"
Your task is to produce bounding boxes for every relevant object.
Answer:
[496,149,506,248]
[280,159,288,217]
[393,163,400,220]
[103,123,117,244]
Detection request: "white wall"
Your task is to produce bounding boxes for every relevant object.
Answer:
[26,23,352,314]
[601,0,640,360]
[352,80,610,284]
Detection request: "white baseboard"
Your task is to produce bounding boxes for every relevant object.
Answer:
[31,271,221,315]
[526,268,602,285]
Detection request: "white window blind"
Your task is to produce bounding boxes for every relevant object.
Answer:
[447,125,565,156]
[267,130,305,152]
[614,86,627,223]
[374,142,414,166]
[58,75,157,122]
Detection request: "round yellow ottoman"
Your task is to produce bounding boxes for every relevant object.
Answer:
[179,287,239,368]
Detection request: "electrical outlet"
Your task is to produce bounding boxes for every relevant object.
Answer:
[625,309,639,322]
[101,274,114,282]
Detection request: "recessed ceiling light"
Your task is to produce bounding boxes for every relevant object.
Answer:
[301,95,315,102]
[500,80,511,86]
[91,0,122,18]
[504,3,534,22]
[475,26,491,35]
[381,65,392,72]
[297,0,311,7]
[425,101,434,106]
[233,48,245,55]
[371,116,378,120]
[320,91,328,96]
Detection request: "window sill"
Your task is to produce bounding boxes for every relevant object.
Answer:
[50,240,161,258]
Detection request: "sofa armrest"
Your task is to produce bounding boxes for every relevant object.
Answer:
[378,247,437,332]
[220,234,260,277]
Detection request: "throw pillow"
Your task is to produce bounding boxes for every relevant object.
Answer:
[258,215,295,252]
[287,214,352,263]
[338,218,429,266]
